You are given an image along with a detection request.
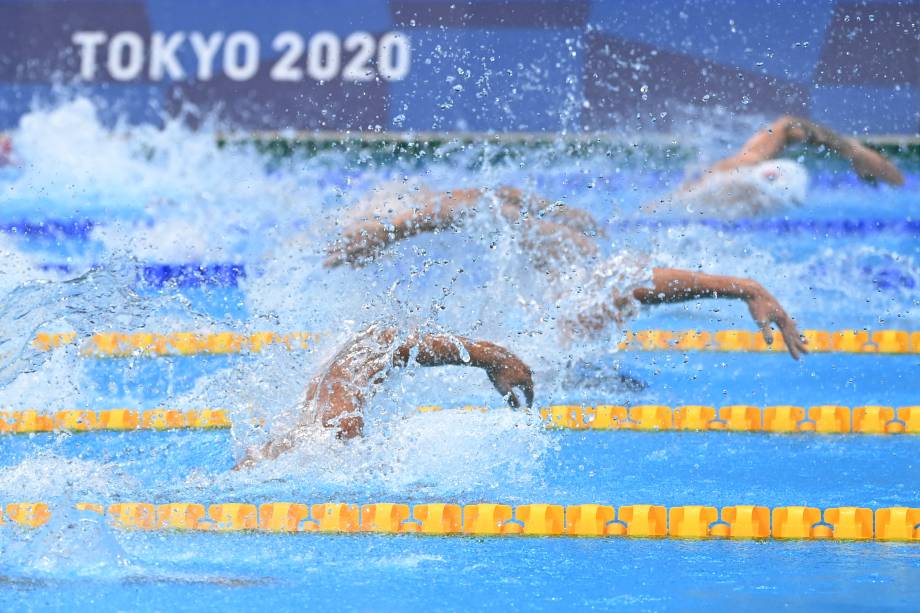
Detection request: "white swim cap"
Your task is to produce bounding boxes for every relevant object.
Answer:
[751,159,809,207]
[672,159,809,218]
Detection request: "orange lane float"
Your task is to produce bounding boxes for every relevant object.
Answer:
[2,405,918,435]
[4,503,917,541]
[32,331,321,357]
[31,329,920,356]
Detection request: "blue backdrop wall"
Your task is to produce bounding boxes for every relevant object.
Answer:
[0,0,917,134]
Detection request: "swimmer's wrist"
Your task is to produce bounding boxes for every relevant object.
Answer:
[465,341,509,370]
[737,279,764,301]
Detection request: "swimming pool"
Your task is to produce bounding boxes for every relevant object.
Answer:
[0,102,918,610]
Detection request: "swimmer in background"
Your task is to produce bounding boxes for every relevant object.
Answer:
[646,115,904,217]
[234,326,534,468]
[325,116,903,233]
[323,181,808,360]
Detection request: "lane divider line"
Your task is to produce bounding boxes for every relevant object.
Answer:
[30,329,920,357]
[2,405,918,435]
[3,502,918,541]
[619,329,919,354]
[478,404,920,434]
[32,332,322,356]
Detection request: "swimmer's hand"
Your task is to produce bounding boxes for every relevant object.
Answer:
[845,139,905,186]
[484,353,535,408]
[744,285,808,360]
[324,220,389,268]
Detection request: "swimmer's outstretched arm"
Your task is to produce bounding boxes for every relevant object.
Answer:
[316,330,533,434]
[632,268,808,359]
[563,268,806,359]
[324,188,483,267]
[325,186,602,267]
[234,328,533,468]
[394,333,535,407]
[698,115,903,186]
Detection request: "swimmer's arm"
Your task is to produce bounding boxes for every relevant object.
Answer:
[699,116,903,186]
[394,334,535,407]
[391,188,483,235]
[632,268,808,359]
[235,328,402,468]
[632,268,761,304]
[324,188,483,267]
[233,369,367,469]
[234,427,304,470]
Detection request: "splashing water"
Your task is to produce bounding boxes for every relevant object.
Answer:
[0,97,917,512]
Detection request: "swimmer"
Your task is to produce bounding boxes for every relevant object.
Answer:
[323,185,807,360]
[234,325,533,468]
[647,115,905,217]
[323,184,603,269]
[565,266,807,361]
[322,119,903,262]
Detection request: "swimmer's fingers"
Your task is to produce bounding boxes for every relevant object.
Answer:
[746,289,806,360]
[755,315,804,360]
[519,380,534,408]
[756,319,775,347]
[776,317,808,360]
[499,384,533,409]
[488,374,518,408]
[487,358,534,409]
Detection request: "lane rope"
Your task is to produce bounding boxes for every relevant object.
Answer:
[30,329,920,356]
[32,331,321,356]
[2,405,918,435]
[2,501,917,541]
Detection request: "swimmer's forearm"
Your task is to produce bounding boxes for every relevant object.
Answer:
[780,117,903,185]
[233,434,297,469]
[395,334,513,370]
[633,268,761,305]
[388,189,482,241]
[396,333,534,407]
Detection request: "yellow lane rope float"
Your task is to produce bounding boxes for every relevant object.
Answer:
[31,329,920,357]
[2,502,918,541]
[32,332,321,356]
[1,405,918,434]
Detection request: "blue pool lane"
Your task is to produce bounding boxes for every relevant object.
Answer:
[0,153,918,611]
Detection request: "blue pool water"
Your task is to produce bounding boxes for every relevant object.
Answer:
[0,101,918,610]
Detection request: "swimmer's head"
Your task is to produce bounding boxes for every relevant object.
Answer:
[671,159,810,218]
[752,159,808,207]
